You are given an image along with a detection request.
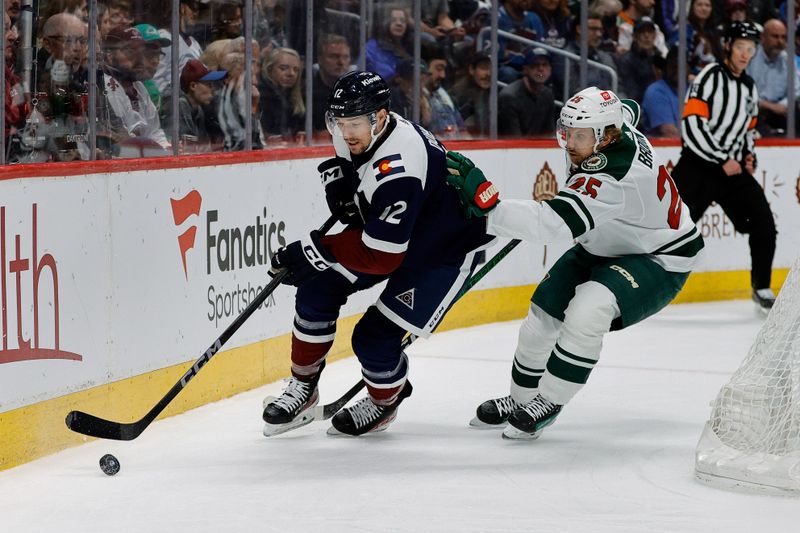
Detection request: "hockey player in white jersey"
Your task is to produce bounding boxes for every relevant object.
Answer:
[445,87,704,439]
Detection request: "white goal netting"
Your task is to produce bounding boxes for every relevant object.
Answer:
[695,259,800,494]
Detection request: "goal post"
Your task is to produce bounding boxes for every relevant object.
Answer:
[695,258,800,494]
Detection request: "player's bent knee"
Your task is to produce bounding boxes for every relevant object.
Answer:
[352,307,406,369]
[562,281,619,338]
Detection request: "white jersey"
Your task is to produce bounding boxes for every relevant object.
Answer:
[103,74,170,149]
[487,123,704,273]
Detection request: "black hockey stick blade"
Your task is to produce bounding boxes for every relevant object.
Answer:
[65,410,145,441]
[65,215,338,441]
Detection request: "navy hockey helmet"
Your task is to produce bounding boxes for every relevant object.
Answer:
[724,21,761,44]
[326,71,391,118]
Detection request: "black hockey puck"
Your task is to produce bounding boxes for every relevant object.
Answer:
[99,453,120,476]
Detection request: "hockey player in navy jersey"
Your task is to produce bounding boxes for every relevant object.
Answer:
[262,71,493,436]
[445,87,704,440]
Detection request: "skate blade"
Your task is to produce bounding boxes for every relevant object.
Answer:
[326,423,391,437]
[469,417,508,429]
[263,411,316,437]
[501,425,542,440]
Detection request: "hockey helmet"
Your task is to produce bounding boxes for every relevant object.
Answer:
[326,71,391,119]
[557,87,624,151]
[724,21,761,44]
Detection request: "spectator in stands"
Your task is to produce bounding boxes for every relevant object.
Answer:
[153,0,203,93]
[4,12,26,148]
[37,13,86,94]
[679,0,722,74]
[134,24,171,111]
[642,46,680,136]
[218,49,264,150]
[200,39,233,70]
[6,0,21,24]
[253,0,289,51]
[617,0,668,56]
[178,59,227,153]
[259,47,304,143]
[591,0,623,52]
[564,12,617,96]
[496,0,546,82]
[389,58,432,125]
[106,0,134,29]
[365,4,413,82]
[532,0,571,91]
[419,0,465,43]
[451,50,491,137]
[311,34,353,133]
[747,18,800,135]
[97,2,112,41]
[615,16,659,103]
[102,25,170,155]
[422,42,468,139]
[212,3,243,41]
[498,47,556,137]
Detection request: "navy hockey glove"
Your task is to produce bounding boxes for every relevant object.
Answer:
[319,157,361,225]
[445,151,500,218]
[270,231,336,286]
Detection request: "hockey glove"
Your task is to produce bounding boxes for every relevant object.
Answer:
[445,151,500,218]
[319,157,361,225]
[270,230,337,286]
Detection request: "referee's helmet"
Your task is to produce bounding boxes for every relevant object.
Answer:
[557,87,624,150]
[724,21,761,45]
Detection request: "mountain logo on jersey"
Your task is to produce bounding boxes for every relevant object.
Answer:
[395,288,415,310]
[373,154,405,180]
[581,153,607,171]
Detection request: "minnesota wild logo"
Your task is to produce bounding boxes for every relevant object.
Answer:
[581,153,607,171]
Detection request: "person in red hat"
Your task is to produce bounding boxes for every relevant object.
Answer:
[176,59,226,153]
[102,25,170,155]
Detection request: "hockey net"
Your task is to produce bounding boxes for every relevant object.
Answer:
[695,258,800,494]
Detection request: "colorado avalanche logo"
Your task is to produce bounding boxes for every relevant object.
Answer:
[533,161,559,201]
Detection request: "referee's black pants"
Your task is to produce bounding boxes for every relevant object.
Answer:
[672,149,776,291]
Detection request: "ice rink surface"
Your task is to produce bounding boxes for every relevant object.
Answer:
[3,300,799,533]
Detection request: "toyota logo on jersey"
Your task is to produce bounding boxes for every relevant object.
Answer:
[373,154,405,180]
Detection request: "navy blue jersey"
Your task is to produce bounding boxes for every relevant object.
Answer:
[323,113,492,273]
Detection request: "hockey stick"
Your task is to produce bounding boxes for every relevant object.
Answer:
[309,238,523,420]
[65,215,339,441]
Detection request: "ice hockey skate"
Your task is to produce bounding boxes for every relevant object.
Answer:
[752,288,775,314]
[502,394,562,440]
[469,395,520,428]
[327,381,413,436]
[263,363,325,437]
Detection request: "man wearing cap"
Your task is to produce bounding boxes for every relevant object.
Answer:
[422,42,467,139]
[616,0,667,56]
[134,23,171,111]
[177,59,226,153]
[389,58,431,126]
[153,0,203,93]
[102,25,170,152]
[615,17,660,103]
[498,47,555,137]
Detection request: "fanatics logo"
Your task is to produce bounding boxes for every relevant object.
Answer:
[170,190,203,280]
[395,288,415,310]
[373,154,405,180]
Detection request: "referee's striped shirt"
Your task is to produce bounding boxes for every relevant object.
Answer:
[681,62,759,163]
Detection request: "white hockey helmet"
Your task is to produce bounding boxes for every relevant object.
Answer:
[557,87,624,151]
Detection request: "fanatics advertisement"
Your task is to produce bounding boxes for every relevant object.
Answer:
[1,144,798,412]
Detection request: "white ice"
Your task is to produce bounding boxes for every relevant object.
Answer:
[3,300,799,533]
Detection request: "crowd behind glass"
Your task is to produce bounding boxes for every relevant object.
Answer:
[2,0,798,164]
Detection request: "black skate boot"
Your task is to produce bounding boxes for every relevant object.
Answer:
[752,288,776,314]
[502,394,562,440]
[262,362,325,437]
[328,381,413,436]
[469,395,520,428]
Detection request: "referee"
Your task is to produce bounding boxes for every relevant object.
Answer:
[672,21,777,312]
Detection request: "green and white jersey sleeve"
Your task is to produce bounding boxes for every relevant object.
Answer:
[486,124,704,273]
